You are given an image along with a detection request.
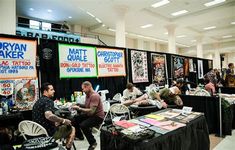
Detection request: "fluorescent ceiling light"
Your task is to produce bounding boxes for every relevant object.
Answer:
[68,16,72,19]
[231,22,235,25]
[151,0,170,8]
[222,35,232,38]
[86,11,95,17]
[177,35,186,38]
[171,10,188,16]
[141,24,153,28]
[47,9,52,13]
[108,28,115,32]
[29,8,34,11]
[191,40,196,42]
[203,26,216,30]
[95,18,102,23]
[204,0,226,7]
[102,24,105,27]
[164,32,168,35]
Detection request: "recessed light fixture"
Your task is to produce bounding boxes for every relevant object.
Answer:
[171,10,188,16]
[191,40,196,42]
[164,32,168,35]
[222,35,232,38]
[141,24,153,28]
[47,9,52,13]
[29,8,34,11]
[203,26,216,30]
[151,0,170,8]
[177,35,186,38]
[204,0,226,7]
[68,16,72,19]
[231,22,235,25]
[102,24,105,27]
[86,11,95,17]
[95,18,102,23]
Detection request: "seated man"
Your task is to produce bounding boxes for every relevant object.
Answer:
[159,86,183,107]
[122,83,143,106]
[72,81,104,150]
[32,83,75,150]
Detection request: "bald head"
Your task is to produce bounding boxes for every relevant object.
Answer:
[82,81,93,94]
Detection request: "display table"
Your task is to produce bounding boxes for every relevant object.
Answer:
[100,109,210,150]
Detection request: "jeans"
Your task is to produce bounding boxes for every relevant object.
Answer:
[73,114,103,145]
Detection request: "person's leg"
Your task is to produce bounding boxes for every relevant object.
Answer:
[72,114,87,139]
[79,116,103,145]
[65,126,75,149]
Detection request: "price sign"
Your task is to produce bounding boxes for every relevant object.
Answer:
[0,80,14,96]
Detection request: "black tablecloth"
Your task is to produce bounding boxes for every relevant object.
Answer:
[100,112,210,150]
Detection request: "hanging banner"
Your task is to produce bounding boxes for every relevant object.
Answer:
[198,60,204,79]
[97,48,126,77]
[189,59,194,72]
[172,56,184,79]
[184,58,189,76]
[58,43,97,78]
[0,37,37,79]
[131,50,148,83]
[151,53,168,87]
[14,79,39,110]
[0,80,14,96]
[208,60,213,70]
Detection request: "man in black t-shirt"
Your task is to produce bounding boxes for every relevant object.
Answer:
[32,83,75,150]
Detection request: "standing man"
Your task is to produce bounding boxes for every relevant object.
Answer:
[72,81,104,150]
[32,83,75,150]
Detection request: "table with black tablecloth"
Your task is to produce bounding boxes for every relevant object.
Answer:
[100,109,210,150]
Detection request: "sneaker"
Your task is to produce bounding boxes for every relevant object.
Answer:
[74,135,84,140]
[88,142,97,150]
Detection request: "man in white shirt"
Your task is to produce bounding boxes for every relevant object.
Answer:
[122,83,142,106]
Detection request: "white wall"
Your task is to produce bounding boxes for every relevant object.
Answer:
[0,0,16,35]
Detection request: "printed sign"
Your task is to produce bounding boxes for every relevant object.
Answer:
[0,37,37,79]
[58,43,97,78]
[172,56,184,79]
[14,79,38,110]
[0,80,14,96]
[198,60,204,79]
[131,50,148,83]
[97,48,126,77]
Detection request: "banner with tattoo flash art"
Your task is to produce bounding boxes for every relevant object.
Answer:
[131,50,149,83]
[151,53,168,87]
[184,58,189,76]
[172,56,184,79]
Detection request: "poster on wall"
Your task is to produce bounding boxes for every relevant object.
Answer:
[14,79,38,110]
[130,50,149,83]
[0,80,14,96]
[97,48,126,77]
[172,56,184,79]
[0,37,37,79]
[198,60,204,79]
[184,58,189,76]
[58,43,97,78]
[208,60,213,70]
[151,53,168,87]
[189,59,194,72]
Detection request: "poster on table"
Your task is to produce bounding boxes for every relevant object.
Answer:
[14,79,39,110]
[130,50,149,83]
[198,60,204,79]
[172,56,184,79]
[151,53,168,87]
[97,48,126,77]
[189,59,194,72]
[58,43,97,78]
[184,58,189,76]
[0,37,37,79]
[0,80,14,96]
[208,60,213,70]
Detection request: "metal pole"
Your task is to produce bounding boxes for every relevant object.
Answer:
[218,88,222,137]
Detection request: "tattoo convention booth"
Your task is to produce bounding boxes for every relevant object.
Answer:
[0,31,234,150]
